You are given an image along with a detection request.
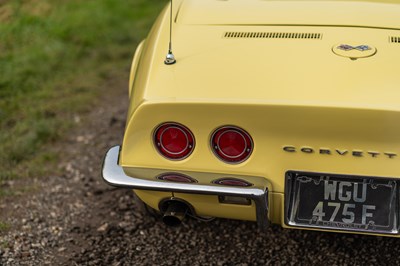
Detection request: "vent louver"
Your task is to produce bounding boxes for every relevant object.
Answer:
[224,32,322,40]
[389,36,400,43]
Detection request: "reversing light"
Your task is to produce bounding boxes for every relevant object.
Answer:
[213,178,253,187]
[211,126,253,163]
[154,122,195,160]
[218,196,251,205]
[157,173,197,183]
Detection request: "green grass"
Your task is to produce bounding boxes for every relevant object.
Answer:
[0,0,166,182]
[0,240,8,249]
[0,222,10,232]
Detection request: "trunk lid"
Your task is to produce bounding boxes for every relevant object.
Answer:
[178,0,400,30]
[145,25,400,112]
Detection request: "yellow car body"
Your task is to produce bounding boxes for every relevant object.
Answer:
[103,0,400,236]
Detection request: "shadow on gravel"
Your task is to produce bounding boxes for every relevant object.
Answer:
[73,187,398,265]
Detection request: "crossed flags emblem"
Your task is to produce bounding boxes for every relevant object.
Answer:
[337,44,372,51]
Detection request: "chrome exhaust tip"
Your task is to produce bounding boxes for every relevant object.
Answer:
[161,201,189,227]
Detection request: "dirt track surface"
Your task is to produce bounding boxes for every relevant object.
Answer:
[1,77,400,266]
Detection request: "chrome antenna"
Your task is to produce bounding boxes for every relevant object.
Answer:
[164,0,176,65]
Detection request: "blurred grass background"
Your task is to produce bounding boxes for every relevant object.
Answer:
[0,0,166,190]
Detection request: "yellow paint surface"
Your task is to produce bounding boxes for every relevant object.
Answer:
[120,0,400,236]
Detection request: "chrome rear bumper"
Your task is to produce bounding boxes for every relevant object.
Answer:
[102,146,269,231]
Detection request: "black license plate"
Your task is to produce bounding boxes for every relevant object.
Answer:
[286,171,398,234]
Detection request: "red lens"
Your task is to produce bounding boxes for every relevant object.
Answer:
[213,178,253,187]
[157,173,197,183]
[212,126,253,163]
[154,123,195,160]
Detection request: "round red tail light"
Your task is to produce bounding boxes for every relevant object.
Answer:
[154,123,195,160]
[211,126,253,163]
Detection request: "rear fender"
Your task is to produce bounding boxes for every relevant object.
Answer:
[129,39,146,98]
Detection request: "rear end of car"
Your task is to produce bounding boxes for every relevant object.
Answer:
[102,0,400,236]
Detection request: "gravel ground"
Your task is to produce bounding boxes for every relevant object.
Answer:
[1,77,400,266]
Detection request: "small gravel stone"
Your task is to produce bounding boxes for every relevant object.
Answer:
[97,223,108,232]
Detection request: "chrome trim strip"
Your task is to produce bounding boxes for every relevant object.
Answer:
[102,146,269,231]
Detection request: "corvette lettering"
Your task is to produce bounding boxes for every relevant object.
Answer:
[283,146,397,159]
